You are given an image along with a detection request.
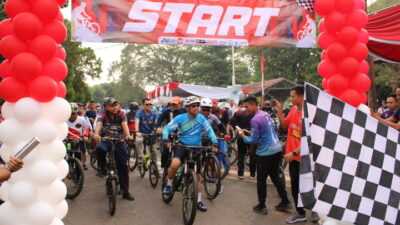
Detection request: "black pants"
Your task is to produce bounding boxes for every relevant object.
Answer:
[289,160,305,215]
[97,141,130,194]
[256,152,289,206]
[237,138,256,177]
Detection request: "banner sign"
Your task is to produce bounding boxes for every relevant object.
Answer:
[72,0,316,47]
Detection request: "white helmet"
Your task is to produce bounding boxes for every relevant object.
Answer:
[70,102,79,113]
[200,98,213,108]
[184,96,201,107]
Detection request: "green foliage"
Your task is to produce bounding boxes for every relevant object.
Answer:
[0,1,6,63]
[89,81,145,104]
[368,0,400,12]
[63,21,102,103]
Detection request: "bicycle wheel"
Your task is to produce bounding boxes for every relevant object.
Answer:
[228,146,238,166]
[106,177,117,216]
[161,169,175,204]
[66,158,85,200]
[203,156,221,200]
[149,161,159,188]
[90,150,98,171]
[138,162,146,178]
[128,145,139,172]
[182,171,197,225]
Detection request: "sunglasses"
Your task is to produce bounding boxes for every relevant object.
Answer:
[190,104,200,108]
[201,107,211,111]
[145,103,153,106]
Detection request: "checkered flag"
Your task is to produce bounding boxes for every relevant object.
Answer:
[297,0,315,14]
[300,83,400,225]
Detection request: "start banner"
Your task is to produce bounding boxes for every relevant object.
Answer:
[72,0,316,47]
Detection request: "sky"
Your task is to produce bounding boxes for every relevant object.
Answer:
[63,0,378,87]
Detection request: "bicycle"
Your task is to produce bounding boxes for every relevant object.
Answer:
[201,144,221,200]
[161,144,208,225]
[127,136,139,172]
[102,136,123,216]
[64,139,85,200]
[138,133,160,188]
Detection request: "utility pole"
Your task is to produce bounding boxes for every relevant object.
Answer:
[232,46,236,86]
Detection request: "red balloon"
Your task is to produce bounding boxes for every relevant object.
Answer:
[0,77,27,102]
[338,27,359,46]
[0,35,27,60]
[318,32,336,49]
[326,42,347,62]
[320,50,327,60]
[318,19,326,33]
[0,60,12,78]
[315,0,335,16]
[55,46,67,60]
[42,58,68,81]
[56,11,64,21]
[4,0,31,18]
[338,57,360,77]
[318,60,337,78]
[350,73,371,93]
[360,93,367,104]
[32,0,59,23]
[347,10,368,29]
[325,12,346,34]
[11,53,43,83]
[57,81,67,98]
[42,20,67,44]
[0,19,14,39]
[348,43,369,61]
[327,74,349,95]
[13,13,44,41]
[29,35,57,62]
[29,76,58,102]
[340,89,362,106]
[56,0,67,6]
[359,60,369,74]
[322,78,328,90]
[354,0,366,10]
[358,29,369,44]
[335,0,355,13]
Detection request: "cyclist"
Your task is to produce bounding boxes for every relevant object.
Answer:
[67,103,92,170]
[162,96,218,212]
[93,97,134,201]
[86,101,98,127]
[127,102,139,137]
[135,98,158,156]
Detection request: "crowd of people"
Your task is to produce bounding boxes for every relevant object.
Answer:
[3,86,400,224]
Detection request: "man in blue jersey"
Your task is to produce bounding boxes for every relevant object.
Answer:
[238,95,290,215]
[162,96,218,212]
[136,98,158,156]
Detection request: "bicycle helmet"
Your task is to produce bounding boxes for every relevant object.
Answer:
[70,103,79,113]
[184,96,201,107]
[200,98,212,108]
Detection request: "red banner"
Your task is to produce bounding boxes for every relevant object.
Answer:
[72,0,316,47]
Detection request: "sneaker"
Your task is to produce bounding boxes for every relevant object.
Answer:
[275,201,292,212]
[219,185,224,194]
[162,185,173,195]
[197,201,208,212]
[122,192,135,201]
[238,176,244,180]
[310,212,320,223]
[286,214,307,224]
[253,204,268,215]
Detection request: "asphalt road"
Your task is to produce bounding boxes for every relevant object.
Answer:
[64,166,319,225]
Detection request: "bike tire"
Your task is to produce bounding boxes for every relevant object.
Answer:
[203,155,221,200]
[138,162,146,178]
[106,177,117,216]
[161,169,175,204]
[182,171,197,225]
[228,146,238,166]
[66,158,85,200]
[149,161,159,189]
[128,145,139,172]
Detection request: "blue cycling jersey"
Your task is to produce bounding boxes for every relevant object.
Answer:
[162,113,217,146]
[136,109,157,134]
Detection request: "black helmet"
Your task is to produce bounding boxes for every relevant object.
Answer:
[103,97,119,106]
[129,102,139,111]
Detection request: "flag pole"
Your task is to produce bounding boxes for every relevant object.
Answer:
[232,46,236,86]
[260,49,265,100]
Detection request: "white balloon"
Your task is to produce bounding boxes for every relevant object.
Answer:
[41,98,71,123]
[0,202,20,225]
[29,160,58,186]
[38,180,66,204]
[44,141,67,162]
[8,181,37,207]
[14,98,41,123]
[31,119,58,144]
[7,168,29,184]
[56,122,69,141]
[0,144,15,162]
[0,119,23,145]
[57,160,69,180]
[55,200,68,219]
[27,202,55,225]
[0,182,9,201]
[50,218,63,225]
[1,102,15,119]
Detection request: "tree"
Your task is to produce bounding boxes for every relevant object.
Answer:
[0,1,6,63]
[369,0,399,12]
[63,21,102,103]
